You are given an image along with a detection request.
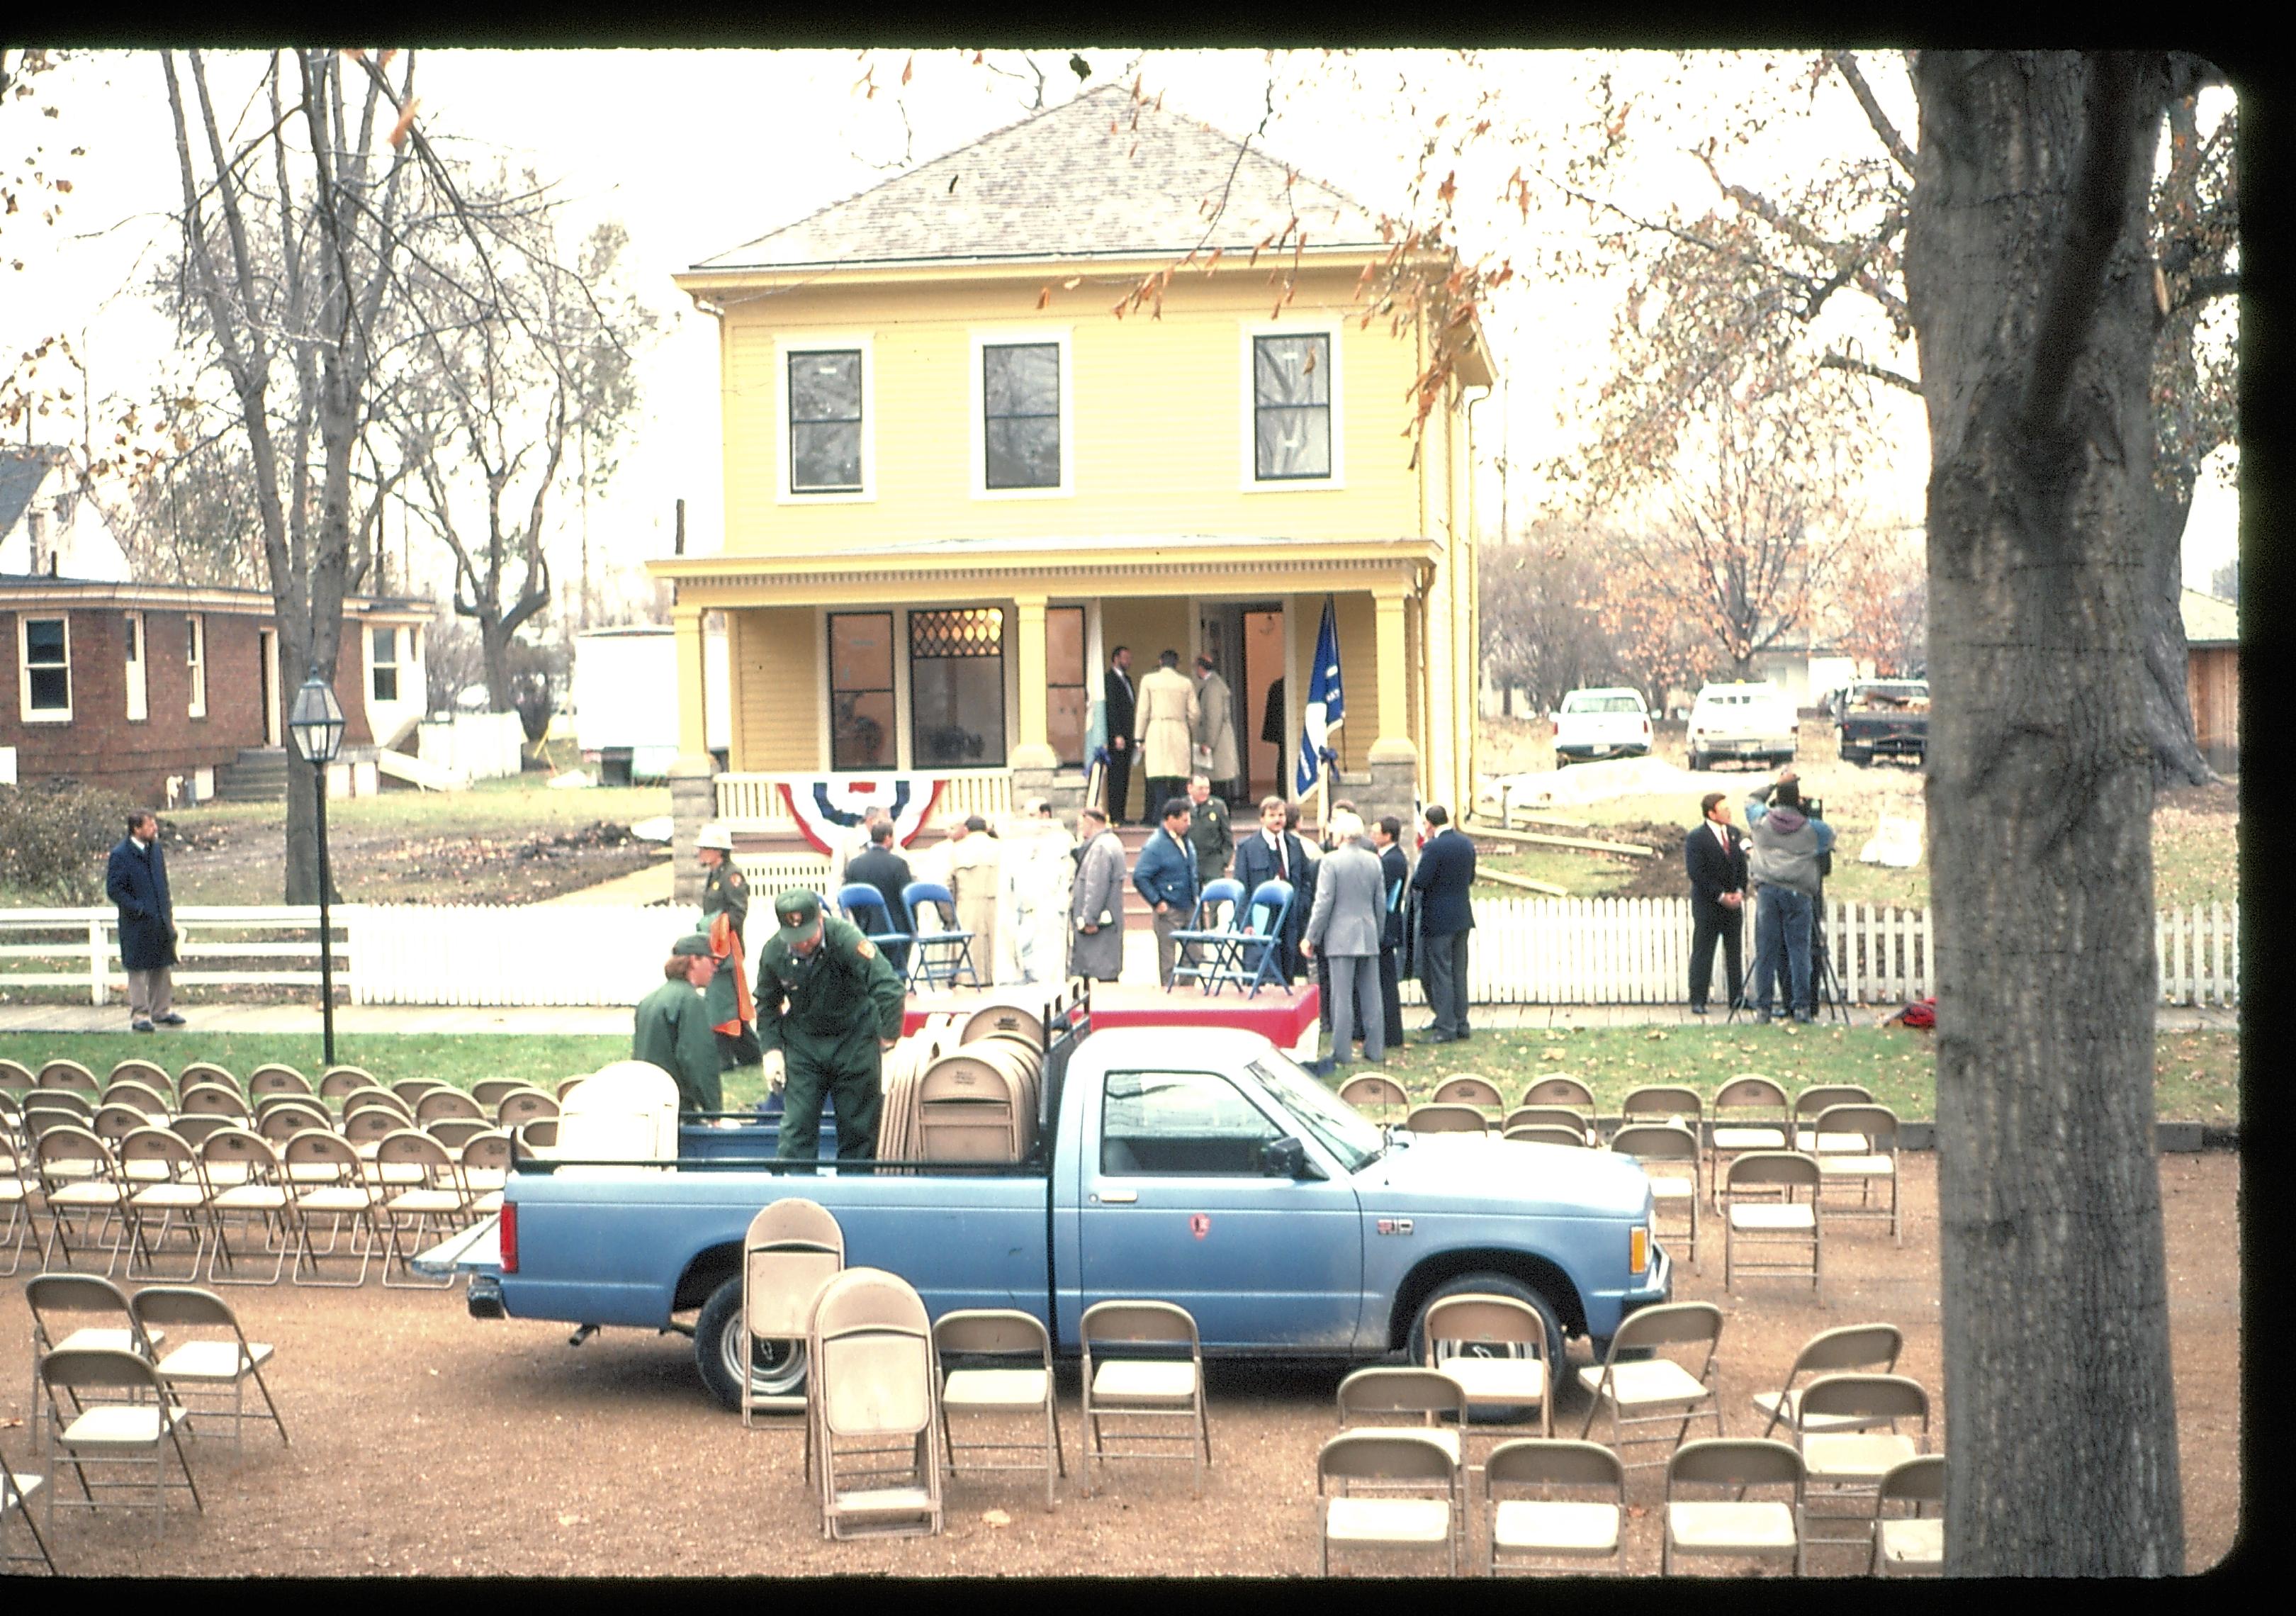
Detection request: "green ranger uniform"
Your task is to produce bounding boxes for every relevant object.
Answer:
[1187,792,1234,887]
[698,858,759,1067]
[756,890,907,1162]
[634,935,723,1116]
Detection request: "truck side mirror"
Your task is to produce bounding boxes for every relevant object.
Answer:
[1261,1136,1322,1179]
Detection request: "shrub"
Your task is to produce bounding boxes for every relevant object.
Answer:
[0,778,140,904]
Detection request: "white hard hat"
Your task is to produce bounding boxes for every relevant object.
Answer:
[696,824,734,852]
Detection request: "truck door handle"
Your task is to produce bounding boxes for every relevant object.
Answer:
[1093,1189,1138,1204]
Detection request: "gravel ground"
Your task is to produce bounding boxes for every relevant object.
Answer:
[0,1150,2239,1578]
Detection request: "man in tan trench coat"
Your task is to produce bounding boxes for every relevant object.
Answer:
[1135,649,1200,814]
[1192,654,1241,804]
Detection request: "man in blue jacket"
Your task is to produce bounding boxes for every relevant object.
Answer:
[105,809,183,1033]
[1409,804,1477,1042]
[1133,795,1202,987]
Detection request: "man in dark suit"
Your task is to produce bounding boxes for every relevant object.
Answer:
[843,819,916,973]
[1230,794,1309,985]
[1373,814,1410,1051]
[1408,804,1476,1042]
[1103,645,1137,826]
[105,809,181,1033]
[1684,790,1749,1015]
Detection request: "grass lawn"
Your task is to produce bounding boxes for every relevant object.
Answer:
[5,1023,2239,1126]
[163,773,671,843]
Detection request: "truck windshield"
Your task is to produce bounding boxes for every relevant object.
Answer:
[1248,1055,1385,1172]
[1565,695,1641,714]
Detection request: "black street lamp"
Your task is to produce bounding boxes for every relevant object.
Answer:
[287,670,347,1065]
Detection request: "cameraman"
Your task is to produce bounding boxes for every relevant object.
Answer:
[1744,770,1835,1026]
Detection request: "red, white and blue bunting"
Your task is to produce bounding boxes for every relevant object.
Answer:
[777,775,944,855]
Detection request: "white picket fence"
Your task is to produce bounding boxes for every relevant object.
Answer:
[0,897,2239,1010]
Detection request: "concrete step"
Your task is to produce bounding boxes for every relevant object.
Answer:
[214,747,289,802]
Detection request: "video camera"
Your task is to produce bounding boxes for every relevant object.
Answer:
[1800,796,1832,878]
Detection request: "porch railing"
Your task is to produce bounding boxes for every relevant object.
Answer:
[713,770,1015,834]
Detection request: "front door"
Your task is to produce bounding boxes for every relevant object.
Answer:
[259,629,281,746]
[1242,607,1284,802]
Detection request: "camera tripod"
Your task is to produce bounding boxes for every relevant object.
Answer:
[1723,877,1848,1026]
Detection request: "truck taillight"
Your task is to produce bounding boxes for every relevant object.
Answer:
[498,1200,518,1274]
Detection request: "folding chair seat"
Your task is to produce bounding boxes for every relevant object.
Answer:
[2,1456,57,1574]
[1519,1075,1597,1119]
[471,1078,530,1111]
[1404,1103,1487,1136]
[1708,1076,1790,1206]
[1576,1301,1725,1470]
[1790,1084,1876,1152]
[1315,1431,1459,1576]
[374,1130,468,1288]
[836,883,914,976]
[1662,1438,1805,1576]
[32,1124,129,1275]
[25,1274,162,1452]
[740,1198,845,1435]
[198,1128,298,1286]
[120,1128,210,1280]
[1079,1299,1211,1491]
[1811,1104,1902,1242]
[1420,1290,1555,1444]
[415,1087,486,1125]
[38,1348,202,1530]
[1166,877,1246,992]
[131,1285,290,1457]
[1431,1075,1505,1114]
[457,1131,512,1213]
[99,1079,172,1120]
[1869,1453,1945,1576]
[902,880,981,988]
[1610,1122,1701,1268]
[1484,1439,1626,1576]
[495,1089,561,1130]
[244,1065,315,1101]
[37,1060,99,1096]
[809,1267,943,1540]
[1216,879,1295,997]
[1503,1122,1595,1149]
[1335,1072,1409,1120]
[1722,1151,1822,1294]
[283,1130,383,1286]
[1791,1374,1930,1560]
[935,1308,1064,1512]
[1753,1323,1904,1439]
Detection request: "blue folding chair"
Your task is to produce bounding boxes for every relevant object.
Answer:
[1167,878,1247,994]
[1215,879,1295,998]
[901,880,981,989]
[835,882,913,974]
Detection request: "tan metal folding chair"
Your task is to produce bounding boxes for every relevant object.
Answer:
[37,1060,98,1096]
[1722,1151,1823,1294]
[198,1128,297,1286]
[1708,1075,1790,1206]
[316,1067,372,1106]
[1431,1074,1505,1113]
[0,1144,30,1277]
[284,1130,383,1286]
[470,1078,529,1110]
[39,1347,202,1531]
[1752,1323,1903,1439]
[1421,1291,1555,1444]
[1791,1083,1876,1152]
[33,1124,128,1275]
[99,1080,171,1120]
[809,1267,943,1540]
[257,1100,334,1148]
[1621,1083,1704,1133]
[179,1084,251,1123]
[935,1308,1064,1512]
[1575,1301,1726,1470]
[1520,1075,1597,1117]
[168,1114,232,1150]
[738,1198,845,1436]
[1315,1431,1458,1576]
[174,1062,237,1101]
[1336,1072,1409,1120]
[1662,1437,1805,1576]
[130,1285,290,1459]
[91,1104,150,1148]
[1502,1104,1596,1144]
[424,1116,491,1156]
[1504,1123,1594,1148]
[1079,1299,1211,1492]
[108,1057,171,1088]
[415,1088,486,1125]
[1611,1121,1701,1269]
[390,1078,450,1106]
[1404,1103,1489,1136]
[1334,1367,1468,1560]
[1484,1438,1626,1576]
[24,1274,162,1456]
[457,1131,512,1213]
[3,1454,57,1574]
[376,1130,468,1289]
[1811,1104,1902,1242]
[0,1057,35,1093]
[245,1065,316,1101]
[120,1128,210,1281]
[1869,1453,1945,1576]
[495,1089,561,1130]
[1792,1374,1930,1559]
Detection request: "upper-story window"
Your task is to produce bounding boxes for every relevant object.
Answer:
[782,343,872,499]
[1249,330,1340,485]
[185,614,207,719]
[124,610,147,722]
[371,627,400,705]
[972,330,1072,498]
[18,615,71,722]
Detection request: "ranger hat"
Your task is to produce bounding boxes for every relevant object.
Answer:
[696,824,735,852]
[772,889,824,946]
[670,931,714,958]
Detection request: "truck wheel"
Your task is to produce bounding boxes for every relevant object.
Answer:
[1842,745,1871,768]
[1409,1272,1569,1425]
[694,1274,808,1412]
[1687,749,1707,773]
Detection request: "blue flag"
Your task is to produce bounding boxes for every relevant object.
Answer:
[1296,597,1344,796]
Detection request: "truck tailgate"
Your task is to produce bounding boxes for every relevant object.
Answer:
[412,1216,502,1278]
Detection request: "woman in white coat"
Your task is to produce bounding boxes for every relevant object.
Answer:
[1193,655,1240,799]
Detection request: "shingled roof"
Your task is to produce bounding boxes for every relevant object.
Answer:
[694,84,1388,272]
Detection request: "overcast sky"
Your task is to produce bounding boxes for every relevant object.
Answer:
[3,47,2239,602]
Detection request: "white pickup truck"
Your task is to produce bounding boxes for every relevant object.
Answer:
[1687,682,1798,771]
[1552,687,1652,767]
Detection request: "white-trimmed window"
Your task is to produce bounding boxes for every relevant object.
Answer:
[779,338,874,501]
[970,329,1073,497]
[1241,325,1344,488]
[18,615,72,722]
[124,610,148,722]
[371,627,400,705]
[185,613,207,719]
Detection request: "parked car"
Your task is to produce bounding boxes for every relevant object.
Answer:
[1552,687,1653,768]
[1836,679,1929,766]
[1686,681,1797,771]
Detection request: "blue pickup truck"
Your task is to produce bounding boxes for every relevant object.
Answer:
[464,1016,1672,1410]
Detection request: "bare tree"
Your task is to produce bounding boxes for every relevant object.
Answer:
[1908,48,2192,1576]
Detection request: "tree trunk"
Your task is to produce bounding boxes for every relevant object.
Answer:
[480,614,517,714]
[1908,51,2183,1576]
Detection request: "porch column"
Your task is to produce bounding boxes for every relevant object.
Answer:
[1010,594,1059,817]
[668,602,714,905]
[1366,586,1420,831]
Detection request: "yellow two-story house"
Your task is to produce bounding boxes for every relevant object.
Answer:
[652,85,1491,882]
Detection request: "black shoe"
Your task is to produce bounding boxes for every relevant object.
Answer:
[156,1012,187,1026]
[1689,1004,1710,1016]
[132,1019,155,1033]
[1421,1031,1458,1045]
